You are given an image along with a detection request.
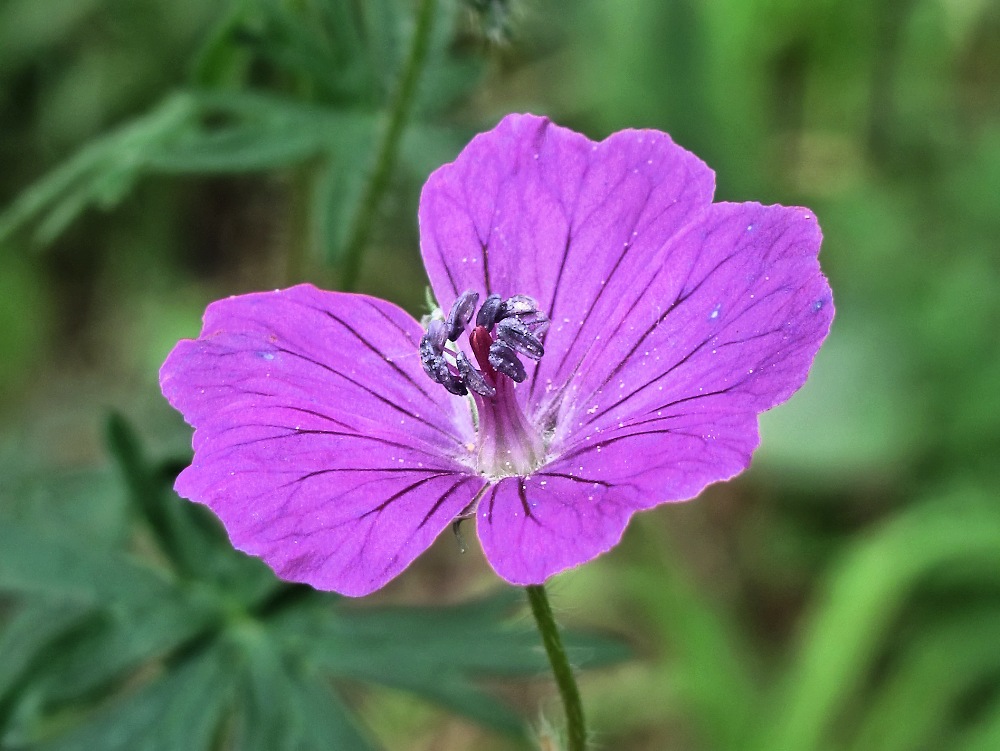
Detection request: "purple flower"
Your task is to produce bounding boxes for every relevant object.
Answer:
[160,114,833,597]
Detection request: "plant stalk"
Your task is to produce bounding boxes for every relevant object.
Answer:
[526,584,587,751]
[339,0,437,291]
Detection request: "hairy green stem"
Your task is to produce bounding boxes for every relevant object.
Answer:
[526,584,587,751]
[339,0,437,291]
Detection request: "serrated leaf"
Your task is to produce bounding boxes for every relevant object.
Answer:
[0,92,197,245]
[0,90,379,247]
[6,423,628,749]
[0,520,178,605]
[26,649,233,751]
[0,603,92,726]
[106,413,279,605]
[272,588,629,736]
[230,624,376,751]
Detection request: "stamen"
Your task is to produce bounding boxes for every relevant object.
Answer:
[445,291,479,341]
[498,294,539,319]
[457,351,496,398]
[426,317,448,350]
[495,317,544,360]
[418,289,548,397]
[416,289,549,478]
[419,334,449,382]
[441,375,469,396]
[419,332,467,395]
[476,294,504,329]
[488,341,527,382]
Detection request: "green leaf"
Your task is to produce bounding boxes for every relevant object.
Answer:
[0,93,198,246]
[0,603,93,733]
[273,588,629,736]
[957,703,1000,751]
[106,412,205,575]
[0,90,379,247]
[0,520,179,605]
[106,412,278,606]
[229,624,376,751]
[27,649,233,751]
[5,421,629,749]
[755,498,1000,751]
[849,609,1000,751]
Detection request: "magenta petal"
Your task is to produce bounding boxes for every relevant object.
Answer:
[160,284,484,596]
[479,203,832,585]
[560,202,833,442]
[478,412,757,585]
[419,113,715,409]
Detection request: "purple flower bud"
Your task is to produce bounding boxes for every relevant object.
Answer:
[488,341,526,382]
[445,290,479,341]
[456,351,496,398]
[496,317,544,360]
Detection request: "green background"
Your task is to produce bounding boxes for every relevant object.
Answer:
[1,0,999,749]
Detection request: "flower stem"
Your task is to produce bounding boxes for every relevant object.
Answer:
[339,0,437,291]
[525,584,587,751]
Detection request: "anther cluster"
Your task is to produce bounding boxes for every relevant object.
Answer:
[419,290,549,399]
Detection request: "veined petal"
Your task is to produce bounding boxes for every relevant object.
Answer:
[160,284,483,596]
[419,113,715,414]
[479,202,832,585]
[478,410,757,584]
[556,203,833,444]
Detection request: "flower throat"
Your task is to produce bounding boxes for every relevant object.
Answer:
[419,291,549,477]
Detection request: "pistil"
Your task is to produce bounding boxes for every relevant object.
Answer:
[472,375,546,478]
[419,290,550,477]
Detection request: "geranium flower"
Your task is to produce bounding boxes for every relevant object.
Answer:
[160,114,833,597]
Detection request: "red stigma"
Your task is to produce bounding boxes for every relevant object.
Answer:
[469,326,496,381]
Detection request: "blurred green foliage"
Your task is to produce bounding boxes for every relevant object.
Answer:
[1,0,999,749]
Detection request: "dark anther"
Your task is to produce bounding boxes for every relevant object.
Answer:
[445,290,479,341]
[419,290,548,398]
[442,374,468,396]
[498,294,539,320]
[457,351,496,398]
[419,334,450,383]
[488,341,527,382]
[495,317,544,360]
[421,329,466,395]
[476,294,504,329]
[426,318,448,350]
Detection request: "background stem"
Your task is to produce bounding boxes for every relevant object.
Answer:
[338,0,437,291]
[526,584,587,751]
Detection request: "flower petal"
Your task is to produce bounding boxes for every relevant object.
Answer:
[559,202,833,443]
[160,284,484,596]
[479,203,832,585]
[476,410,755,584]
[419,113,715,411]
